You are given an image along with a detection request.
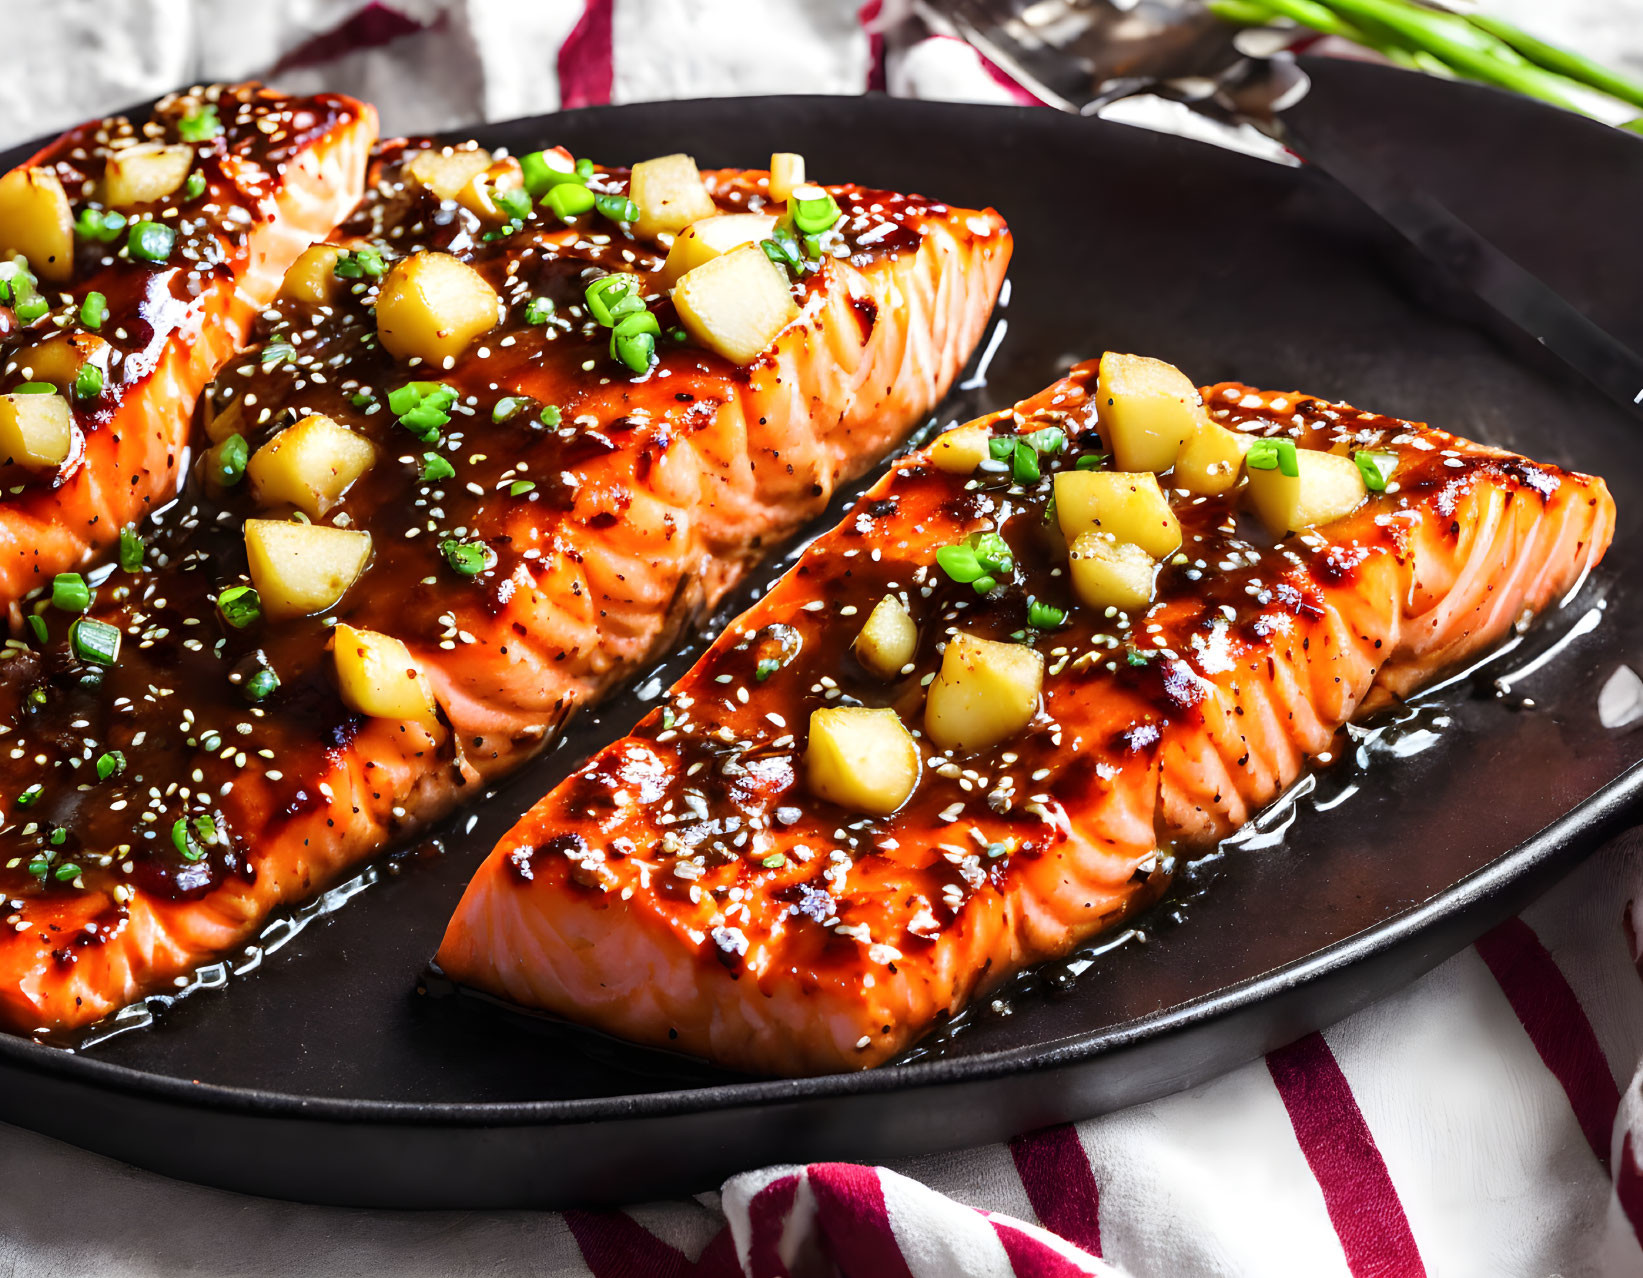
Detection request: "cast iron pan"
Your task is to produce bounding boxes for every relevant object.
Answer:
[0,62,1640,1208]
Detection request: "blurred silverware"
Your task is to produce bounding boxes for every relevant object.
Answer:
[921,0,1643,423]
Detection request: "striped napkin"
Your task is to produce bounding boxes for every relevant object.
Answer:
[4,4,1643,1276]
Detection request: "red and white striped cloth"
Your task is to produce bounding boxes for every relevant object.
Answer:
[5,3,1643,1275]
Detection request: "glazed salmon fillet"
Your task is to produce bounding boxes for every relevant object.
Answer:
[0,83,375,611]
[436,357,1615,1075]
[0,140,1008,1033]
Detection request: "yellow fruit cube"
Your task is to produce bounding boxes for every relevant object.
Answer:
[769,153,805,203]
[1175,418,1252,496]
[332,624,439,725]
[244,519,372,620]
[854,595,917,679]
[673,244,798,366]
[659,213,778,287]
[405,147,494,201]
[630,154,717,239]
[806,706,921,816]
[0,167,72,282]
[104,143,194,207]
[1069,532,1157,613]
[375,251,499,367]
[928,420,992,475]
[249,413,376,518]
[280,244,344,307]
[1097,352,1205,473]
[924,633,1043,753]
[1053,470,1181,559]
[1245,446,1367,534]
[0,391,73,470]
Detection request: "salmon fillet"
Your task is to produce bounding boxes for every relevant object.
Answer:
[0,140,1009,1033]
[436,360,1615,1075]
[0,83,376,613]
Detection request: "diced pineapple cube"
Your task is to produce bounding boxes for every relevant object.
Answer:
[281,244,344,306]
[1246,447,1367,534]
[375,251,499,367]
[630,154,717,239]
[104,143,194,208]
[925,633,1043,753]
[805,706,920,816]
[332,623,439,725]
[1069,532,1156,613]
[18,331,108,394]
[1054,470,1181,559]
[659,213,778,287]
[769,153,805,203]
[249,413,377,518]
[673,244,798,366]
[1097,352,1205,474]
[0,166,72,282]
[854,595,917,679]
[456,158,525,223]
[0,392,73,470]
[244,519,372,620]
[404,147,494,201]
[928,420,991,475]
[1175,418,1252,496]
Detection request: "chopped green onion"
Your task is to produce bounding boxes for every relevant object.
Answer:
[789,184,842,235]
[53,863,79,883]
[761,237,800,272]
[73,208,126,243]
[390,381,457,440]
[520,150,584,196]
[440,538,496,576]
[14,382,54,394]
[193,814,218,844]
[539,404,562,428]
[755,657,781,682]
[95,750,124,780]
[117,526,144,572]
[1022,427,1067,455]
[494,187,533,222]
[545,183,596,221]
[50,573,90,613]
[184,171,206,199]
[126,220,175,264]
[988,436,1015,462]
[1126,648,1152,667]
[585,274,641,326]
[171,817,204,861]
[1011,440,1041,485]
[761,853,787,869]
[333,247,386,279]
[70,617,121,665]
[1074,453,1106,470]
[420,452,456,482]
[508,480,535,496]
[48,826,66,847]
[215,433,248,485]
[215,585,261,629]
[936,542,981,582]
[178,103,221,142]
[260,341,295,368]
[27,688,46,708]
[595,193,639,224]
[575,157,595,179]
[26,614,47,645]
[12,292,46,322]
[1245,437,1300,477]
[972,574,997,594]
[74,364,103,399]
[1028,598,1067,629]
[16,784,41,808]
[244,666,279,702]
[610,311,660,373]
[350,391,373,408]
[492,396,524,423]
[1354,449,1397,492]
[79,291,107,329]
[522,296,554,325]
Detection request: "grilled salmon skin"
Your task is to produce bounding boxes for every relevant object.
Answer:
[0,140,1008,1034]
[0,83,376,613]
[437,358,1615,1075]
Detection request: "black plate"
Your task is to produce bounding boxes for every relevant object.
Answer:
[2,65,1642,1209]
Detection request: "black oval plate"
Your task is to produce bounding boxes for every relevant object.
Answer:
[2,65,1641,1209]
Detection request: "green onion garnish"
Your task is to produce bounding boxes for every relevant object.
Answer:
[610,311,660,373]
[1027,598,1067,630]
[95,750,124,780]
[755,657,781,682]
[74,365,103,399]
[333,247,386,280]
[420,453,456,482]
[117,526,144,572]
[1354,450,1397,492]
[1074,452,1107,470]
[14,382,54,395]
[522,296,554,325]
[390,381,458,440]
[520,150,584,196]
[789,184,842,235]
[16,784,41,807]
[761,853,787,869]
[1245,437,1300,477]
[508,480,535,496]
[171,817,204,861]
[184,171,206,199]
[1022,427,1067,455]
[260,341,295,368]
[594,193,639,224]
[244,666,279,702]
[494,187,533,222]
[492,396,523,423]
[178,103,221,142]
[544,183,596,221]
[53,863,79,883]
[73,208,126,243]
[193,814,218,844]
[575,157,595,179]
[440,538,496,577]
[539,404,562,427]
[26,614,47,645]
[1011,440,1041,485]
[936,532,1013,594]
[79,291,107,329]
[70,617,120,665]
[216,434,248,485]
[216,585,261,629]
[584,274,642,326]
[13,291,46,322]
[126,220,175,264]
[48,826,66,847]
[51,573,90,613]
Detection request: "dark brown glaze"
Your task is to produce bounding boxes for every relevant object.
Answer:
[493,365,1602,993]
[0,140,988,933]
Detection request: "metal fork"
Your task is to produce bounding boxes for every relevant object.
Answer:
[919,0,1643,424]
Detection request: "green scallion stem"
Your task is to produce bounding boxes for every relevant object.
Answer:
[1465,12,1643,111]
